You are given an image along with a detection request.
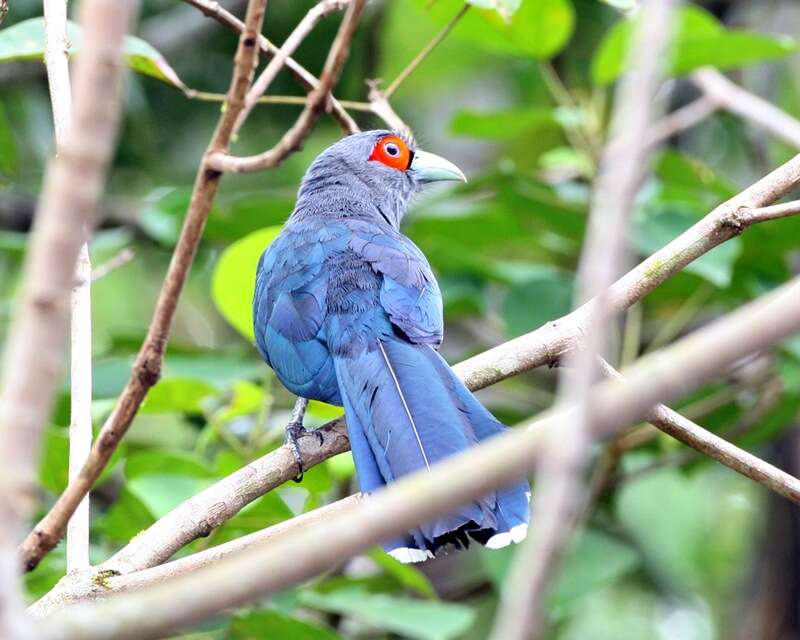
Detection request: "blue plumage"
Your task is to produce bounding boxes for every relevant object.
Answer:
[253,131,530,561]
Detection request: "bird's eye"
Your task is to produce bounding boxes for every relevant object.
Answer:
[369,135,412,171]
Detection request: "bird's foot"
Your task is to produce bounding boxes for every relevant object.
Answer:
[285,421,324,483]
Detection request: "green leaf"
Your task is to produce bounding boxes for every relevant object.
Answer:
[592,6,796,85]
[0,18,187,90]
[212,492,294,544]
[230,609,342,640]
[216,380,264,424]
[502,267,574,336]
[141,377,219,415]
[95,488,156,544]
[481,529,638,618]
[450,107,557,139]
[548,530,639,619]
[128,473,215,519]
[124,449,215,479]
[631,203,742,288]
[300,588,474,640]
[615,464,757,593]
[444,0,575,59]
[0,101,18,178]
[212,226,283,341]
[367,549,438,598]
[38,427,69,494]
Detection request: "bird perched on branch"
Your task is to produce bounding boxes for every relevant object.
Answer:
[253,130,530,562]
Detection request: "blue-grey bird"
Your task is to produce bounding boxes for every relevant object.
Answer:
[253,130,530,562]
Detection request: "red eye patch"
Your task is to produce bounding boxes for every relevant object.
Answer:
[369,135,412,171]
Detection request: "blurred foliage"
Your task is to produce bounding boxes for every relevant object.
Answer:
[1,0,800,638]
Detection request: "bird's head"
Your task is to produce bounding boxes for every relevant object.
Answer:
[294,130,466,228]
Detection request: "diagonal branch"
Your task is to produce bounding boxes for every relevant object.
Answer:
[33,149,800,588]
[182,0,359,134]
[19,0,270,573]
[41,275,800,640]
[232,0,352,138]
[207,0,367,174]
[31,375,800,616]
[693,67,800,149]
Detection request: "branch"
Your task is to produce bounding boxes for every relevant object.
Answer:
[0,0,136,634]
[233,0,352,138]
[19,0,270,573]
[492,1,680,637]
[30,496,363,614]
[692,67,800,149]
[645,95,718,148]
[90,247,135,282]
[42,275,800,640]
[182,0,359,134]
[30,147,800,592]
[207,0,367,174]
[67,244,92,572]
[597,360,800,503]
[44,0,93,573]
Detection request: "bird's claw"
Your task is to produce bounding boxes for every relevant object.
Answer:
[285,422,324,483]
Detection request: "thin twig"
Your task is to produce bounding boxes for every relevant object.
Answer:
[644,94,718,149]
[207,0,367,174]
[41,276,800,639]
[693,68,800,150]
[383,3,470,98]
[187,90,371,111]
[182,0,359,134]
[233,0,352,138]
[19,0,270,573]
[91,247,135,282]
[44,0,93,574]
[367,81,411,135]
[67,244,92,572]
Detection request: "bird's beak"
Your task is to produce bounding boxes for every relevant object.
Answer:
[409,149,467,184]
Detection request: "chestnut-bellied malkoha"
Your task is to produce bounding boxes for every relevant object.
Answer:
[253,131,530,562]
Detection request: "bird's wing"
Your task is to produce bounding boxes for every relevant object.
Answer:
[254,224,345,376]
[347,220,444,348]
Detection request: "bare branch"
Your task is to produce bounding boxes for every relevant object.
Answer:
[207,0,367,174]
[29,147,800,590]
[597,359,800,503]
[491,1,681,637]
[19,0,270,573]
[44,0,93,573]
[233,0,352,138]
[645,95,718,148]
[67,245,92,571]
[455,150,800,393]
[90,247,135,282]
[693,67,800,149]
[367,81,411,135]
[182,0,359,134]
[42,275,800,640]
[30,496,363,615]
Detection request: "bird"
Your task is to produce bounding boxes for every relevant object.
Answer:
[253,130,530,562]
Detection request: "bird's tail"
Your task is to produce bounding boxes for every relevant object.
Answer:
[333,338,530,562]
